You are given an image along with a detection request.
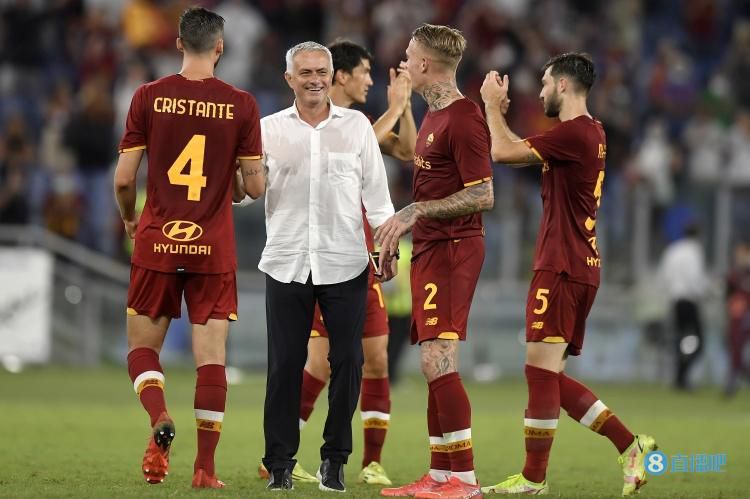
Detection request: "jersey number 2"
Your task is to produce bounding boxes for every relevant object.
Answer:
[168,134,207,201]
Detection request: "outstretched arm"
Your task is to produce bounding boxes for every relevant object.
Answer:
[480,71,542,165]
[374,68,417,161]
[374,180,494,256]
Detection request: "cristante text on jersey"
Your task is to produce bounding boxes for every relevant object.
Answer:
[153,97,235,119]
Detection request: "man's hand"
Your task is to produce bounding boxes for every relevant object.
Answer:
[123,217,139,239]
[374,203,420,257]
[387,68,411,116]
[480,71,510,111]
[375,252,398,282]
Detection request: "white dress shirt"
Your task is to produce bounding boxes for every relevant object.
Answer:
[257,101,394,285]
[659,237,709,301]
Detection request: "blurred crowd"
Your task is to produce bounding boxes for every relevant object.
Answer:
[1,0,750,282]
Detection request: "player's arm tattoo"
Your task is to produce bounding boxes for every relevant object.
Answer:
[416,180,494,219]
[242,166,264,176]
[394,202,420,227]
[422,81,461,112]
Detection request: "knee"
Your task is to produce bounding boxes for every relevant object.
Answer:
[329,344,363,369]
[363,349,388,378]
[420,355,452,383]
[306,356,332,381]
[194,344,225,367]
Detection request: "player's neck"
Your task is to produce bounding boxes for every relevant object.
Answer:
[558,99,590,122]
[329,86,353,109]
[295,98,331,127]
[421,79,462,112]
[179,55,215,81]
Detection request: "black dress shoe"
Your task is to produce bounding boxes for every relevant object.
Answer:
[316,458,345,492]
[266,468,293,490]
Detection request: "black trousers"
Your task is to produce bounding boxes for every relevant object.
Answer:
[262,268,368,472]
[673,298,704,389]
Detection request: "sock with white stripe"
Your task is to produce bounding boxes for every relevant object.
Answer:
[427,384,450,482]
[522,364,560,484]
[194,364,227,476]
[360,377,390,468]
[430,372,476,484]
[127,347,167,427]
[559,372,634,454]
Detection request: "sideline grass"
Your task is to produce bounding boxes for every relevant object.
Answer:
[1,367,748,498]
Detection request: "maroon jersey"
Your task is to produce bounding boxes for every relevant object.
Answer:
[525,115,606,287]
[412,98,492,257]
[119,74,262,274]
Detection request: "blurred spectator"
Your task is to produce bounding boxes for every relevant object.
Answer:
[727,109,750,186]
[634,119,677,201]
[215,0,267,88]
[658,222,711,390]
[725,240,750,397]
[121,0,172,51]
[724,20,750,109]
[113,60,150,141]
[0,114,33,224]
[63,75,116,254]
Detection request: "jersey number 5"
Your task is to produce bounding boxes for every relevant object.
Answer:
[584,171,605,253]
[168,134,207,201]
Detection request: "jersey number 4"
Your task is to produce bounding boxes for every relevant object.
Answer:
[168,134,207,201]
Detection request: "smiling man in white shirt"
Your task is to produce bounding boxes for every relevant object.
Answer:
[258,41,395,493]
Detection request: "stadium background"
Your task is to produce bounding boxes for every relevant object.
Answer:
[1,0,749,497]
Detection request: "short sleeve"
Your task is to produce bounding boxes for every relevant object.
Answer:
[237,93,263,160]
[525,122,582,163]
[119,85,148,153]
[449,111,493,187]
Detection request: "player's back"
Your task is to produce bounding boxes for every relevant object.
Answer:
[526,115,606,287]
[120,74,261,274]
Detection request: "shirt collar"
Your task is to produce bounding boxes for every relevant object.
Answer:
[285,98,345,122]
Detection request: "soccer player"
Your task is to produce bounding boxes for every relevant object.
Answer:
[253,39,416,486]
[376,24,494,499]
[478,53,656,495]
[724,240,750,397]
[113,7,264,489]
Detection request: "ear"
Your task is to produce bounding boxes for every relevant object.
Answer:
[176,37,184,52]
[557,76,567,94]
[333,69,349,86]
[216,38,224,56]
[420,57,429,74]
[284,71,293,88]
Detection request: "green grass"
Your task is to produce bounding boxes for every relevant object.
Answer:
[1,367,748,498]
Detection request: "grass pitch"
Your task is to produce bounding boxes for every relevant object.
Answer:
[1,367,748,498]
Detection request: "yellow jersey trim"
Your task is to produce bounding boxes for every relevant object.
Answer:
[541,336,566,343]
[228,313,238,321]
[119,145,146,153]
[310,330,321,338]
[238,155,262,160]
[126,307,138,316]
[523,140,544,161]
[463,176,492,187]
[437,332,460,340]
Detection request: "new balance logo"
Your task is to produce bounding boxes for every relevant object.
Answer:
[531,321,544,330]
[425,317,438,326]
